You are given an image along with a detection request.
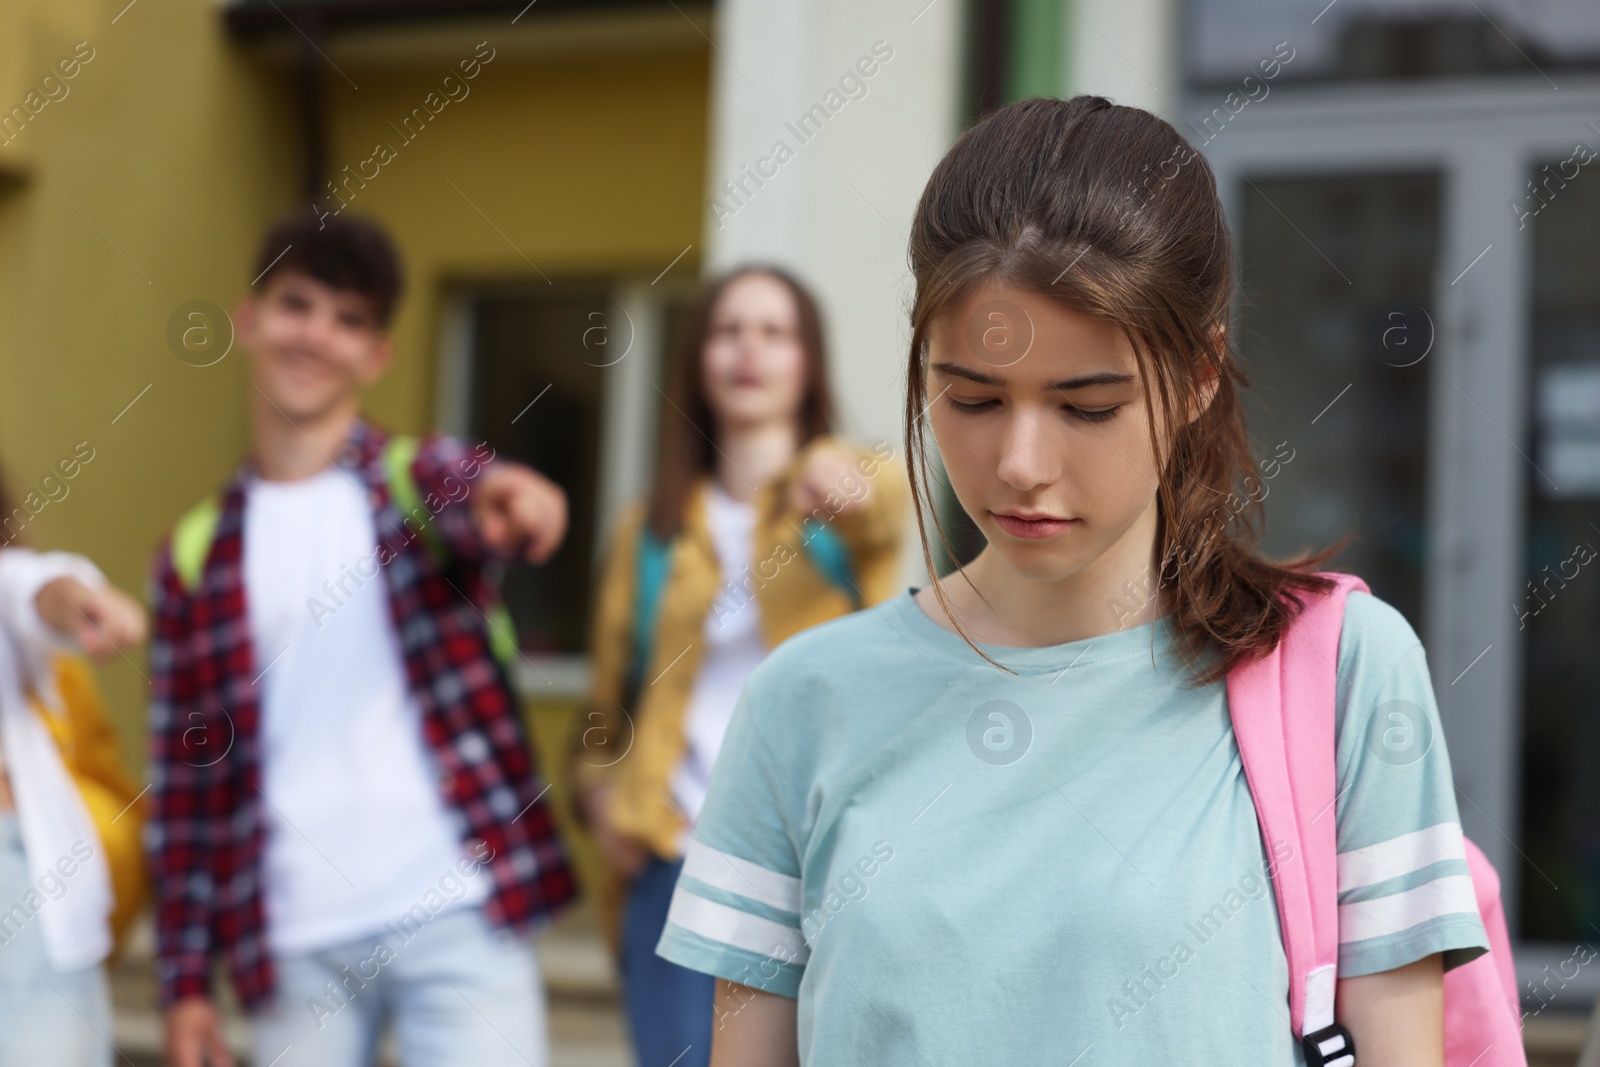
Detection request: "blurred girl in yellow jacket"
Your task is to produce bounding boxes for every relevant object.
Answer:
[573,265,906,1067]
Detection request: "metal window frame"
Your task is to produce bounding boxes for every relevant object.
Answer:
[432,275,690,697]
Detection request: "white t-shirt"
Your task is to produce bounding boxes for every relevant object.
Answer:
[670,482,768,851]
[244,465,487,955]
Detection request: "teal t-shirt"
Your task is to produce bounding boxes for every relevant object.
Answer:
[656,587,1489,1065]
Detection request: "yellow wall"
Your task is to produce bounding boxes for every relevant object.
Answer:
[318,29,709,900]
[325,37,711,429]
[0,0,709,831]
[0,0,295,762]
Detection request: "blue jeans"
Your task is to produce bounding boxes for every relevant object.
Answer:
[0,812,114,1067]
[251,904,547,1067]
[621,855,714,1067]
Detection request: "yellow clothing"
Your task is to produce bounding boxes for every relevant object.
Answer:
[31,655,147,955]
[575,435,906,862]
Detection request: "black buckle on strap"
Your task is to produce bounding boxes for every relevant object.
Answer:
[1302,1022,1355,1067]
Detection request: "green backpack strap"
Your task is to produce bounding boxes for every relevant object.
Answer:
[170,441,521,670]
[383,434,520,672]
[170,494,223,594]
[383,434,447,566]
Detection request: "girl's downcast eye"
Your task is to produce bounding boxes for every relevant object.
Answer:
[943,395,1121,423]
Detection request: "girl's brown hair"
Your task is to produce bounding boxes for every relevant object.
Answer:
[905,95,1341,684]
[647,265,837,540]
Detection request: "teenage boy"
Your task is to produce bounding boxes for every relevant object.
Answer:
[147,210,577,1067]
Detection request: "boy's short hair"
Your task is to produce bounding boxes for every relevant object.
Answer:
[251,209,404,327]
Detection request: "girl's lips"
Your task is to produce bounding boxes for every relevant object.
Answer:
[991,511,1077,540]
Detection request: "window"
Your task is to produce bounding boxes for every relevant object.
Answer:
[1185,0,1600,87]
[1234,172,1441,626]
[438,279,689,692]
[470,287,612,658]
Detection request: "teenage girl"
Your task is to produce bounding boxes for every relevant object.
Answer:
[654,98,1491,1066]
[572,266,907,1067]
[0,544,147,1067]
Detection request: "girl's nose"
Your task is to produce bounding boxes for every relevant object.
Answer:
[995,408,1055,491]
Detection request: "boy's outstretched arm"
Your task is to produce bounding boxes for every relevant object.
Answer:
[406,434,567,564]
[470,461,567,565]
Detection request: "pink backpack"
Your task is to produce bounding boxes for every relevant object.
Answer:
[1227,571,1525,1067]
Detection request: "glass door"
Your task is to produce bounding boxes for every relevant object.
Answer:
[1520,161,1600,944]
[1190,72,1600,993]
[1235,172,1441,627]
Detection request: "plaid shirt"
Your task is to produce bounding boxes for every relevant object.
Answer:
[144,418,577,1010]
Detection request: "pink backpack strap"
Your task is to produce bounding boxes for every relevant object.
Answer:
[1227,571,1369,1066]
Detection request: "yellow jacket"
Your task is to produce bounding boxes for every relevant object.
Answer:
[32,654,147,955]
[574,435,907,864]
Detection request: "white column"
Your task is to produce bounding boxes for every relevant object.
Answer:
[706,0,963,586]
[1064,0,1182,120]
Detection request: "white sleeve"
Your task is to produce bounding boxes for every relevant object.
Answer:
[0,549,107,683]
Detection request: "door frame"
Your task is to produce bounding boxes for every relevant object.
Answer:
[1186,72,1600,994]
[432,276,692,697]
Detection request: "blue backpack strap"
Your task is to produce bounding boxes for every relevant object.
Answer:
[626,526,674,704]
[802,523,861,610]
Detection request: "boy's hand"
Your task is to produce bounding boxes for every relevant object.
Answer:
[471,462,568,565]
[34,576,149,661]
[580,783,649,880]
[788,441,867,519]
[164,997,235,1067]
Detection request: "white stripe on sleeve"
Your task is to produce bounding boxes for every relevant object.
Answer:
[1337,822,1465,893]
[1338,875,1479,944]
[681,838,802,914]
[666,884,812,964]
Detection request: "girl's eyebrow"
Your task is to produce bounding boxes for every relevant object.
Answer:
[929,361,1136,391]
